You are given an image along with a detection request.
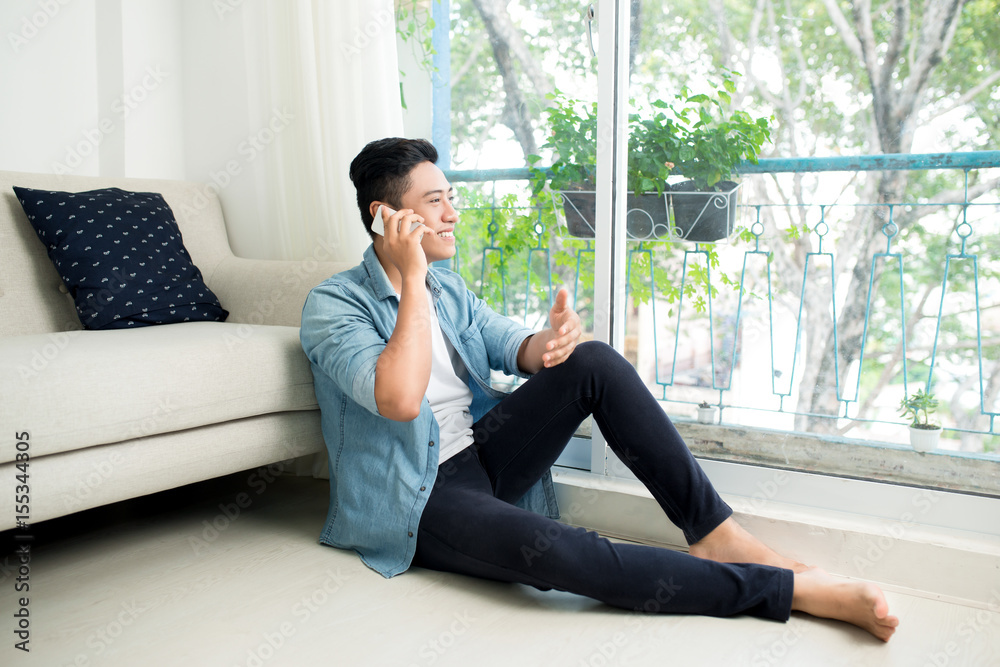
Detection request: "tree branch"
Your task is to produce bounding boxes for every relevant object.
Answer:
[898,0,967,125]
[819,0,864,59]
[472,0,542,159]
[471,0,552,100]
[880,0,910,92]
[923,69,1000,123]
[450,39,487,89]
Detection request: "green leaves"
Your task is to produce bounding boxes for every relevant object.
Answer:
[533,71,773,197]
[898,387,940,428]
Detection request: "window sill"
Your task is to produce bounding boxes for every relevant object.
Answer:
[573,417,1000,497]
[551,466,1000,610]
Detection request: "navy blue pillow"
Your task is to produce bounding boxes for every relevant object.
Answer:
[14,186,229,330]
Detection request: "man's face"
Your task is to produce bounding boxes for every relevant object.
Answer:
[398,161,458,264]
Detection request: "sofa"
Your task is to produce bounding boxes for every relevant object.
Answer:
[0,169,349,530]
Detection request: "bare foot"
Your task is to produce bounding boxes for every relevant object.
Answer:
[689,517,809,573]
[792,567,899,642]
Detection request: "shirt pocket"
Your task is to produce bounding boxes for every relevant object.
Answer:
[457,321,491,379]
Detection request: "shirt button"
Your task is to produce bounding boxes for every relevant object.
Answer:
[420,486,426,492]
[408,531,414,538]
[429,440,435,447]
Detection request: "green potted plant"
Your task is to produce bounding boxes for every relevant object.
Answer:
[530,70,771,243]
[528,93,672,239]
[665,73,771,241]
[529,96,678,240]
[898,387,942,452]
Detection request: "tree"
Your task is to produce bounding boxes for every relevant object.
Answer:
[703,0,999,433]
[428,0,1000,446]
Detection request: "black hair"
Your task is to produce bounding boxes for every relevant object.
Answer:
[349,138,439,238]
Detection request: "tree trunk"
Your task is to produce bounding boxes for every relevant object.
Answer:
[798,0,968,433]
[471,0,554,161]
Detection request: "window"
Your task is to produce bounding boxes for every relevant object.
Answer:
[395,0,1000,498]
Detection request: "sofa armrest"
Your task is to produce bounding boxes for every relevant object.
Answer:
[209,255,350,327]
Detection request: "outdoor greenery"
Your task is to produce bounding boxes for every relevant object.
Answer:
[399,0,1000,453]
[899,388,941,430]
[528,70,772,196]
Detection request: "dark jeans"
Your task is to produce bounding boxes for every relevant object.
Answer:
[413,341,793,621]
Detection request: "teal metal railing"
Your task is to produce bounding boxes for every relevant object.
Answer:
[445,151,1000,451]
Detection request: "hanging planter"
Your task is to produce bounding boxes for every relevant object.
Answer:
[669,180,740,242]
[530,71,772,245]
[555,190,671,240]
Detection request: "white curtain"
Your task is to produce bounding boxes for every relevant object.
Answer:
[244,0,404,263]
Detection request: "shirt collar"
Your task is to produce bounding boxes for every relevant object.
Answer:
[362,243,444,301]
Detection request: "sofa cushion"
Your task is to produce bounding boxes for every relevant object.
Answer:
[0,322,319,463]
[12,186,228,330]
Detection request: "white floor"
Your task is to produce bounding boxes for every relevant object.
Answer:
[3,472,999,667]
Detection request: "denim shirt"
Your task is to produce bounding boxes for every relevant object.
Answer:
[300,245,559,577]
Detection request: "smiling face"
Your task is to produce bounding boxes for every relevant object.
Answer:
[396,161,458,264]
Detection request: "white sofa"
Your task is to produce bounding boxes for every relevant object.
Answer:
[0,170,349,530]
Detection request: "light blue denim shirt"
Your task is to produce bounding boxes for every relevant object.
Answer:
[300,245,559,577]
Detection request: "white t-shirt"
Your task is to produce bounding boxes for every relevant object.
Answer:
[422,287,476,463]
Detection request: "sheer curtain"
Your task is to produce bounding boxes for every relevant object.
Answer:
[244,0,403,263]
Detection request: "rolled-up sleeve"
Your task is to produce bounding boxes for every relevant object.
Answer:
[301,281,385,416]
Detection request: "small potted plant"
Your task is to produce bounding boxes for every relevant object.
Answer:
[530,70,771,243]
[898,388,941,453]
[696,401,717,424]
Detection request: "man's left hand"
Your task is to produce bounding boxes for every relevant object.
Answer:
[542,287,582,368]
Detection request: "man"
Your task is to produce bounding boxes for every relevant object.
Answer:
[300,137,898,641]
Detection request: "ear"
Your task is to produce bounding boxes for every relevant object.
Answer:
[368,201,384,219]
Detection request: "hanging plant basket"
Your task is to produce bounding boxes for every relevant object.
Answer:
[554,182,740,243]
[555,190,672,240]
[669,180,740,243]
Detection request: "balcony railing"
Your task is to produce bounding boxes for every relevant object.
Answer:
[444,151,1000,458]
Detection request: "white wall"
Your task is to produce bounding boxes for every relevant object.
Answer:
[178,0,267,258]
[0,0,186,179]
[0,0,100,175]
[397,26,433,141]
[120,0,185,178]
[1,0,410,260]
[0,0,300,258]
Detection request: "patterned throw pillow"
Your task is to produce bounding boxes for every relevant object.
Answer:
[13,186,229,330]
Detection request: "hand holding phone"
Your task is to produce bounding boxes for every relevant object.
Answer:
[371,205,423,236]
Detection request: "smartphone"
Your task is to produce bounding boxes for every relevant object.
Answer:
[371,205,422,236]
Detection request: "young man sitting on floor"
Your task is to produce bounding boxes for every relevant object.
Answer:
[300,137,899,642]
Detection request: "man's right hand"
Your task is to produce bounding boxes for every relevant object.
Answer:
[381,207,429,283]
